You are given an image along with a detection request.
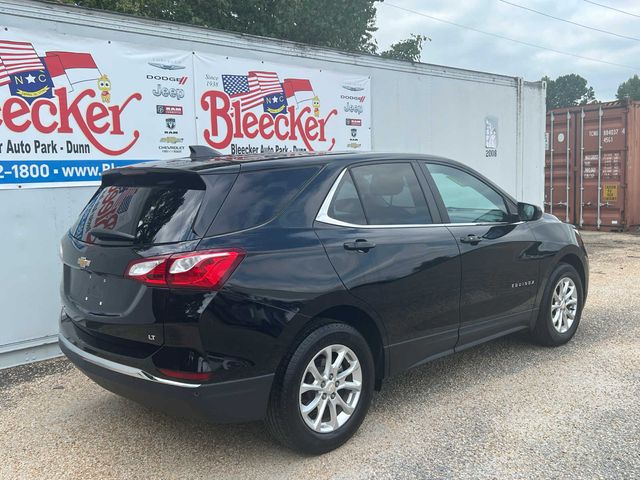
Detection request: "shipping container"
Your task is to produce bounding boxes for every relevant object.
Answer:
[0,0,546,368]
[545,100,640,231]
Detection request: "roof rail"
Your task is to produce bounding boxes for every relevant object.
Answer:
[189,145,222,159]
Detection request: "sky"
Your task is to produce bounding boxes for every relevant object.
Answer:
[374,0,640,101]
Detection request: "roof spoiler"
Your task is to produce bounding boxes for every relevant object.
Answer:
[189,145,222,159]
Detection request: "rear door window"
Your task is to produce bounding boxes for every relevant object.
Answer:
[350,163,432,225]
[72,185,205,245]
[207,166,320,236]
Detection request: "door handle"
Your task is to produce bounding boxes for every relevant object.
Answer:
[460,234,483,245]
[344,239,376,252]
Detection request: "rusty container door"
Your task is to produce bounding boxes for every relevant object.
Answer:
[545,110,575,223]
[580,104,627,230]
[545,102,631,230]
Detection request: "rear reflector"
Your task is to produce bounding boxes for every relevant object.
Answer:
[157,368,213,382]
[125,249,244,290]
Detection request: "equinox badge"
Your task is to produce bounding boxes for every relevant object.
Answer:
[77,257,91,269]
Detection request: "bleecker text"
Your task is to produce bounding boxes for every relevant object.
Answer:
[0,88,142,156]
[201,90,338,151]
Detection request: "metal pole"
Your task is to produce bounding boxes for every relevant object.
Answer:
[597,106,603,230]
[550,112,554,215]
[580,109,585,228]
[566,111,571,222]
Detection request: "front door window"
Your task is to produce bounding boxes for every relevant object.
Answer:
[426,163,509,223]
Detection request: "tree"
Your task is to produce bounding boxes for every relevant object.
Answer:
[543,74,596,110]
[380,34,430,62]
[61,0,426,60]
[62,0,380,54]
[616,75,640,101]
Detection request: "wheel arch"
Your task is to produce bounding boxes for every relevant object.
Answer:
[284,305,386,390]
[556,252,588,300]
[317,305,386,390]
[532,244,588,326]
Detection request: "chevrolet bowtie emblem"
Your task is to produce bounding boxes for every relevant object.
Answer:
[77,257,91,269]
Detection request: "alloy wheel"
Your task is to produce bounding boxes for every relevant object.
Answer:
[298,344,362,433]
[551,277,578,334]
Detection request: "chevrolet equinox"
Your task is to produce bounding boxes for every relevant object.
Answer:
[59,149,589,454]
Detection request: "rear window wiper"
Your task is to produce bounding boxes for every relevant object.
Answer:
[88,228,136,242]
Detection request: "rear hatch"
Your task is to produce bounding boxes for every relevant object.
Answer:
[60,167,236,352]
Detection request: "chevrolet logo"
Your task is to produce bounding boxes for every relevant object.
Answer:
[77,257,91,269]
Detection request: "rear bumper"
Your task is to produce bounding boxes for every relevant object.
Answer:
[59,333,274,423]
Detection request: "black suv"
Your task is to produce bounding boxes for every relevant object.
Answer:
[59,150,588,454]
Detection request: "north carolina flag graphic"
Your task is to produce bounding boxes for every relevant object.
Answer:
[0,41,102,96]
[283,78,315,104]
[44,51,101,86]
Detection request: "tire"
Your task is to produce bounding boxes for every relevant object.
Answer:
[265,322,375,454]
[532,263,584,346]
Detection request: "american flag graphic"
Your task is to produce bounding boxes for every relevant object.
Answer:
[0,58,7,87]
[115,188,137,214]
[222,71,283,112]
[0,40,44,86]
[83,187,138,241]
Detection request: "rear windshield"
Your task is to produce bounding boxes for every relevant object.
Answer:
[71,185,205,245]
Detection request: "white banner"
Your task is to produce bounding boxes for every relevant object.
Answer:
[0,27,371,189]
[194,53,370,155]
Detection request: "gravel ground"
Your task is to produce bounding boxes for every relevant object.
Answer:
[1,231,638,479]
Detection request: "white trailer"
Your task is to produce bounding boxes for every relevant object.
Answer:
[0,0,545,368]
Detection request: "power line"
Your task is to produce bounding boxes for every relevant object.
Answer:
[583,0,640,19]
[498,0,640,42]
[381,2,640,71]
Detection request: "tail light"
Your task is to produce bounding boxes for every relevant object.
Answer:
[125,249,245,289]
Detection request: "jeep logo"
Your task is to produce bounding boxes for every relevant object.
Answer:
[152,84,185,100]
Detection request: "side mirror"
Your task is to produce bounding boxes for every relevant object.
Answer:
[518,202,543,222]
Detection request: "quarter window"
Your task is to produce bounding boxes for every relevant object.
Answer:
[327,171,367,225]
[350,163,432,225]
[207,166,320,235]
[426,163,509,223]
